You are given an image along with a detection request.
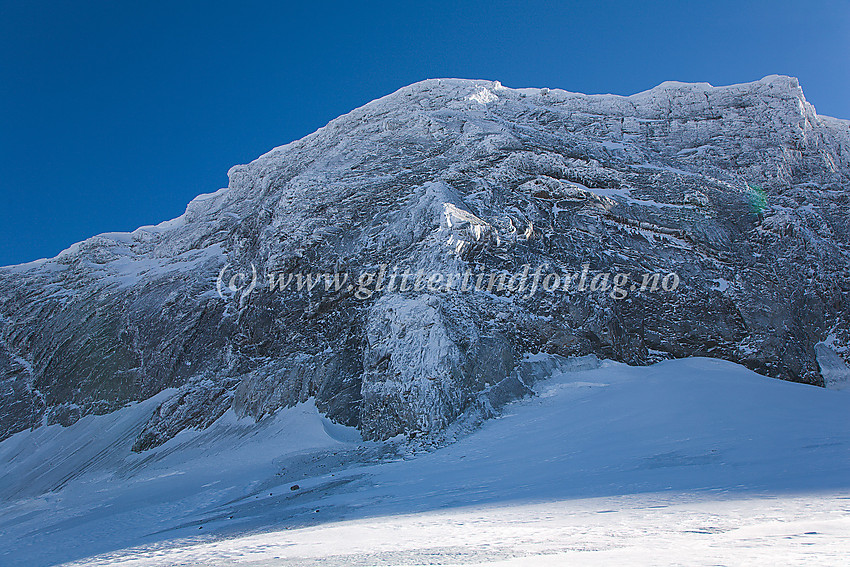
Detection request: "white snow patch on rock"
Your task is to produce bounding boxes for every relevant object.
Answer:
[468,86,498,105]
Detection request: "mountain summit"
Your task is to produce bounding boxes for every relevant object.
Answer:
[1,76,848,447]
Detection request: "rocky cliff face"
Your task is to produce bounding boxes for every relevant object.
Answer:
[1,76,848,447]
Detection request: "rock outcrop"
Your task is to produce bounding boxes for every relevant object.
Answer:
[1,76,848,447]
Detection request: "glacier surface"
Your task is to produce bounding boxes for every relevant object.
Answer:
[0,357,848,565]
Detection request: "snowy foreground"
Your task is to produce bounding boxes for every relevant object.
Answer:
[1,357,849,566]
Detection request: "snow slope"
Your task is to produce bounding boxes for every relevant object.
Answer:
[1,356,849,565]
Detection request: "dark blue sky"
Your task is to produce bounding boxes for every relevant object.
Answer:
[1,1,848,266]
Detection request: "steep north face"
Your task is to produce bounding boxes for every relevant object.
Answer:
[1,76,848,448]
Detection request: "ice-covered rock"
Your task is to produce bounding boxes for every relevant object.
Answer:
[1,76,848,447]
[815,343,850,390]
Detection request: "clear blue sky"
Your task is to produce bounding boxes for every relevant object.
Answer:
[1,0,848,266]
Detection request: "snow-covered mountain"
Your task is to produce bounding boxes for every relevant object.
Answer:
[1,75,849,451]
